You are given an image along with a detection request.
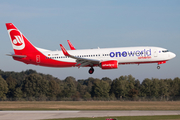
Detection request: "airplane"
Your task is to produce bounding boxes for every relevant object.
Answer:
[6,23,176,74]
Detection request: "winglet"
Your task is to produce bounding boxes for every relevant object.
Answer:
[60,44,70,56]
[67,40,76,50]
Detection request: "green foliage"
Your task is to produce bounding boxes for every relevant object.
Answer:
[0,75,8,100]
[61,76,77,98]
[0,69,180,101]
[110,75,136,99]
[14,87,23,100]
[141,78,152,97]
[129,89,138,97]
[92,79,110,98]
[6,76,17,98]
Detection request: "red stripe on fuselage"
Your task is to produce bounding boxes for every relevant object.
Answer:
[119,60,167,65]
[13,52,76,67]
[13,52,167,68]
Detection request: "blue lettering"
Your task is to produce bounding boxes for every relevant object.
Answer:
[136,50,141,56]
[141,50,144,56]
[110,49,151,58]
[110,52,115,57]
[128,51,135,56]
[116,52,121,57]
[144,49,146,56]
[146,49,151,56]
[122,51,127,57]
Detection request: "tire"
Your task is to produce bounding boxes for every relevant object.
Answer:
[157,66,160,69]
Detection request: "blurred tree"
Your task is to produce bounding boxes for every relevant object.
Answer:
[140,78,152,97]
[22,73,49,100]
[159,79,170,100]
[127,75,135,90]
[77,82,87,98]
[92,79,110,98]
[83,92,91,100]
[134,79,141,90]
[151,78,160,97]
[61,76,77,98]
[0,76,8,100]
[129,88,138,98]
[14,87,23,100]
[6,76,17,98]
[83,77,97,94]
[48,79,60,100]
[24,69,37,75]
[110,77,129,99]
[101,77,112,86]
[170,77,180,96]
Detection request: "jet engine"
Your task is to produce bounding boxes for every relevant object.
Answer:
[100,60,118,69]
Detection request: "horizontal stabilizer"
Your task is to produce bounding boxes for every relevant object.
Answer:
[6,54,26,58]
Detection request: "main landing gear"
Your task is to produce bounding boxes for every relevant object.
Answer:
[89,67,94,74]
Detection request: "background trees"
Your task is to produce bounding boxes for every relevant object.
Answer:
[0,76,8,100]
[0,69,180,101]
[91,79,110,99]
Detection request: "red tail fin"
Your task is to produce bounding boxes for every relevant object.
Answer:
[6,23,38,55]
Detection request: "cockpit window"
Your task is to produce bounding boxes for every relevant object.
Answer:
[162,50,169,53]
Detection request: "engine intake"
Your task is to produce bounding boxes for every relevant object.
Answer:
[101,60,118,69]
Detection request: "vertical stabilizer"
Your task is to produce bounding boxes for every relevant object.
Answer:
[6,23,38,55]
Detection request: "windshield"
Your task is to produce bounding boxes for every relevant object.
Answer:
[162,50,169,53]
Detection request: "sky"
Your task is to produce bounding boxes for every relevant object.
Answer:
[0,0,180,81]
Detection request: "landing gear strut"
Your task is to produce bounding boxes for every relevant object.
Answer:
[157,66,160,69]
[89,67,94,74]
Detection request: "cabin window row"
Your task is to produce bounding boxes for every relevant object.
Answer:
[45,54,110,59]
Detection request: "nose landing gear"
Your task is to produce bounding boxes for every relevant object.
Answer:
[89,67,94,74]
[157,65,160,69]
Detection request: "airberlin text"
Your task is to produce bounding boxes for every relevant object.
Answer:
[110,49,151,59]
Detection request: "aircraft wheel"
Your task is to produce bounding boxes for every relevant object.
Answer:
[157,66,160,69]
[89,67,94,74]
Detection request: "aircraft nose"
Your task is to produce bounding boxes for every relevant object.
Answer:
[170,52,176,59]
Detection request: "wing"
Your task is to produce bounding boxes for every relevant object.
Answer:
[67,40,76,50]
[60,44,100,67]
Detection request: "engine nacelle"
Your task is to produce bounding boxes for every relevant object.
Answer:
[100,60,118,69]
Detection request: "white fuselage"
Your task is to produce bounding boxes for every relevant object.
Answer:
[40,46,175,65]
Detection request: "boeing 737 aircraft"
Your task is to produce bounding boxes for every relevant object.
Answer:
[6,23,176,74]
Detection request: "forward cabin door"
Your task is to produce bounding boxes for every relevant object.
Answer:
[154,49,158,57]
